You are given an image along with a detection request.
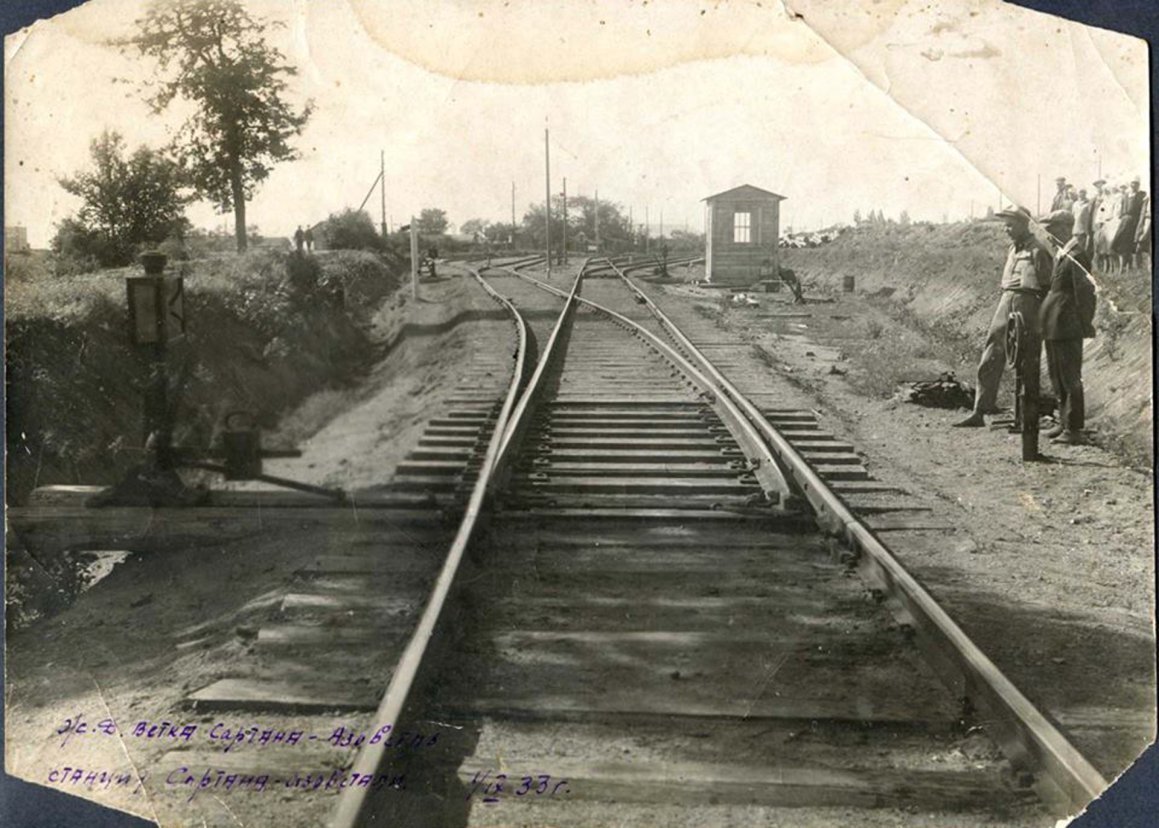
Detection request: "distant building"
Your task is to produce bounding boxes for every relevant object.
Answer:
[5,225,30,254]
[702,185,786,284]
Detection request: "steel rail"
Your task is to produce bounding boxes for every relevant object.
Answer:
[497,259,795,508]
[491,259,588,473]
[611,265,1109,815]
[327,264,532,828]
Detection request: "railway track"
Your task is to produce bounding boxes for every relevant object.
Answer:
[323,258,1105,827]
[7,256,1107,827]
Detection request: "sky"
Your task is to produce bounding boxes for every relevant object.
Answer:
[3,0,1150,247]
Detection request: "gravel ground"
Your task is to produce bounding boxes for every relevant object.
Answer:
[638,272,1154,803]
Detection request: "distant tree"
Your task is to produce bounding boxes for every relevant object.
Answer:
[54,130,189,268]
[414,208,449,235]
[127,0,313,253]
[569,196,632,250]
[459,218,488,239]
[319,209,382,251]
[898,210,911,227]
[666,228,705,254]
[852,209,863,225]
[483,223,509,244]
[985,205,995,219]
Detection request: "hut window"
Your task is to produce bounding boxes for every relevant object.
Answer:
[733,211,751,243]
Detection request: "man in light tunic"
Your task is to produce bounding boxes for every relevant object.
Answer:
[954,207,1052,428]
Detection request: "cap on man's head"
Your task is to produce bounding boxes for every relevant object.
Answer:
[1131,176,1141,184]
[1037,210,1074,231]
[1056,177,1067,184]
[994,206,1032,225]
[1093,178,1107,186]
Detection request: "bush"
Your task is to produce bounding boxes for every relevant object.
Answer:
[318,209,384,252]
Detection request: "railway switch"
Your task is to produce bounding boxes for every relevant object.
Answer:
[91,253,345,506]
[221,411,265,481]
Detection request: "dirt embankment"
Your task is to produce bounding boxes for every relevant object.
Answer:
[5,249,400,504]
[783,223,1152,466]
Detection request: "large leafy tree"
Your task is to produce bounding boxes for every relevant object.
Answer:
[55,130,189,267]
[128,0,312,252]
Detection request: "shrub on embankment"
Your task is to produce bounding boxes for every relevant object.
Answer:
[5,249,400,503]
[783,222,1153,466]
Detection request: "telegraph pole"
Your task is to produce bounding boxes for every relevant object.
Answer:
[544,128,552,278]
[380,150,387,236]
[594,189,600,252]
[629,206,634,249]
[561,177,568,265]
[645,205,650,254]
[511,181,517,249]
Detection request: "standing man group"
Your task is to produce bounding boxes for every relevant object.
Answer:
[293,224,316,253]
[955,205,1097,451]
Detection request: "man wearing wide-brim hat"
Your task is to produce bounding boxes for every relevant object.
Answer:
[954,206,1053,428]
[1038,210,1093,445]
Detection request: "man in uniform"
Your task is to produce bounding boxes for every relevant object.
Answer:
[1038,210,1091,445]
[954,207,1052,428]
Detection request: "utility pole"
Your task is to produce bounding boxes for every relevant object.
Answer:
[660,208,664,241]
[645,205,650,254]
[594,189,600,253]
[408,218,419,300]
[544,128,552,278]
[1036,173,1041,216]
[511,181,516,249]
[380,150,387,237]
[561,177,568,265]
[629,206,634,249]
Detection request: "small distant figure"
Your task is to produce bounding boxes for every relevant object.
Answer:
[1050,177,1074,212]
[779,266,804,304]
[1134,191,1151,271]
[427,247,438,279]
[1071,189,1092,257]
[1122,176,1147,269]
[294,225,305,254]
[304,226,315,252]
[1091,178,1117,273]
[1110,180,1142,273]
